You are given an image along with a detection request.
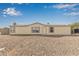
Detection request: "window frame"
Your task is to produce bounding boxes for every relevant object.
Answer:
[31,27,40,33]
[49,27,54,33]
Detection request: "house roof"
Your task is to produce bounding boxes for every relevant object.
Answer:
[10,22,70,27]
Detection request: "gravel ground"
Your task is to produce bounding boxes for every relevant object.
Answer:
[0,35,79,56]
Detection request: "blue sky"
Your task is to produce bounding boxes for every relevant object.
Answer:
[0,3,79,27]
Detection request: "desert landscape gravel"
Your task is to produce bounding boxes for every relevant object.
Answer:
[0,35,79,56]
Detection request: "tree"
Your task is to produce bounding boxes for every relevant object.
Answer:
[70,22,79,34]
[70,22,79,28]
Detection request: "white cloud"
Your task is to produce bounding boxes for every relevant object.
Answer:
[52,4,79,16]
[3,8,22,16]
[3,14,7,17]
[43,4,79,12]
[53,4,78,9]
[64,12,79,16]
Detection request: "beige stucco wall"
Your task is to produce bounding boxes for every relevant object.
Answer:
[10,23,71,35]
[10,24,47,35]
[10,26,29,34]
[46,26,71,35]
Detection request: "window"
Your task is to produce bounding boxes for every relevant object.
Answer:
[49,27,54,33]
[32,27,40,33]
[74,29,79,33]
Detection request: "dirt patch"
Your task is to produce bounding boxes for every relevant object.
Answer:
[0,35,79,56]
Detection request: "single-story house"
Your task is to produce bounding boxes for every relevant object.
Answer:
[9,22,76,36]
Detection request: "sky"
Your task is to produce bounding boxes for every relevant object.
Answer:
[0,3,79,27]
